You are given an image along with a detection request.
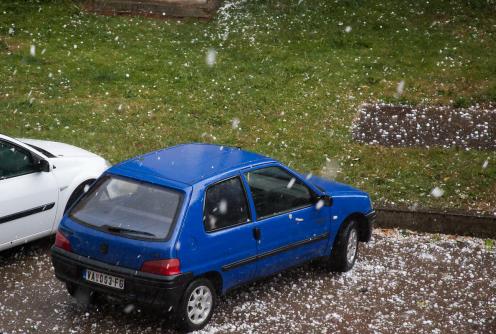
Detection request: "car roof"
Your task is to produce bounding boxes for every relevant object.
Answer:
[110,143,276,187]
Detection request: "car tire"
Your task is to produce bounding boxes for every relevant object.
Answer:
[64,180,95,213]
[175,278,216,332]
[326,220,359,272]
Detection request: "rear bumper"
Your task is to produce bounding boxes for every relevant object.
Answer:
[51,246,192,310]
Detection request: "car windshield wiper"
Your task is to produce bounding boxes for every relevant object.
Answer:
[101,225,156,237]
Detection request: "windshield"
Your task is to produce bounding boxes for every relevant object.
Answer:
[24,143,56,158]
[70,175,182,240]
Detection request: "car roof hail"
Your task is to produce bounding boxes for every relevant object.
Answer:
[109,143,275,187]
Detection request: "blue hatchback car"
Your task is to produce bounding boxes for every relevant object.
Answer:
[51,143,375,331]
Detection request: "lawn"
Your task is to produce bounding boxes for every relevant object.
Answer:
[0,0,495,213]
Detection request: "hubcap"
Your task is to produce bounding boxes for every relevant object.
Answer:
[346,229,358,264]
[187,285,213,325]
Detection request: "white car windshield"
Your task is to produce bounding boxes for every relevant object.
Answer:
[70,175,182,240]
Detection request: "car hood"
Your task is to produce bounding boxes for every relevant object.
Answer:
[18,138,100,159]
[305,175,367,197]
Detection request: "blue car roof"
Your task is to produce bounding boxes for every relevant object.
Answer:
[109,143,275,187]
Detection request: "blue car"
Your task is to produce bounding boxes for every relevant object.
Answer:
[51,143,375,331]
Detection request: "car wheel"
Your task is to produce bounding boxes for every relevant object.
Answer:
[176,278,216,332]
[64,180,94,213]
[326,220,359,272]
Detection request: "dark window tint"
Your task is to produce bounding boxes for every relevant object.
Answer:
[245,166,313,219]
[70,176,182,240]
[0,140,36,179]
[204,177,250,232]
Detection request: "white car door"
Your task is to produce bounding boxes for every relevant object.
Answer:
[0,138,58,250]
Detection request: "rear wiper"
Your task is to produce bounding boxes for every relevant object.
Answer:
[101,225,156,237]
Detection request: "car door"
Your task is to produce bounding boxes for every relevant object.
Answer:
[0,138,58,250]
[198,175,258,291]
[243,165,330,278]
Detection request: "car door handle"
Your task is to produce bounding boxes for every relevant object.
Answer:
[295,218,304,222]
[253,228,261,241]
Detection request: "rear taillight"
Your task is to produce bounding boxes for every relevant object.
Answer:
[54,231,72,252]
[141,259,181,276]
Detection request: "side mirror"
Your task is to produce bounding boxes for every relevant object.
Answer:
[35,159,50,172]
[316,194,333,207]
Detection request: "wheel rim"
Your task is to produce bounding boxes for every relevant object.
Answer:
[187,285,213,325]
[346,228,358,264]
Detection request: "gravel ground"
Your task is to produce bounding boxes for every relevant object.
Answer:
[352,104,496,150]
[0,229,495,334]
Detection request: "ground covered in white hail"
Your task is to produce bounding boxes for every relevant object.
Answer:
[0,230,494,334]
[352,103,496,150]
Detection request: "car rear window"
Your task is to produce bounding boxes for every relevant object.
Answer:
[70,175,182,240]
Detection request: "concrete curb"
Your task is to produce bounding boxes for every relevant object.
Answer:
[375,207,496,239]
[78,0,222,19]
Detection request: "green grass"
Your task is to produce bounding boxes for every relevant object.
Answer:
[1,0,495,212]
[485,239,494,251]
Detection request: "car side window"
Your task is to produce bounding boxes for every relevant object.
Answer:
[0,140,37,179]
[245,166,313,219]
[203,176,250,232]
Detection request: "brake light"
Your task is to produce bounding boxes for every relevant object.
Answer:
[54,231,72,252]
[141,259,181,276]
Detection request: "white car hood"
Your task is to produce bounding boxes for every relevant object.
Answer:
[18,138,99,158]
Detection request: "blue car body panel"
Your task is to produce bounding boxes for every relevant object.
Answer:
[239,164,330,282]
[176,171,259,291]
[57,143,374,296]
[110,143,274,186]
[61,216,176,270]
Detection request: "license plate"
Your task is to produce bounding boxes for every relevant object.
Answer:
[84,269,125,290]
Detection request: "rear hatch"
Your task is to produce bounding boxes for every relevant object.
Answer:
[62,174,185,270]
[62,217,175,270]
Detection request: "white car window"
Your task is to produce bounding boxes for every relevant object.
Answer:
[0,140,37,179]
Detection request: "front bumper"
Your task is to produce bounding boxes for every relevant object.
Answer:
[51,246,192,310]
[361,210,376,242]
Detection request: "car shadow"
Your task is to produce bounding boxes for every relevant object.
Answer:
[56,260,342,333]
[60,298,180,333]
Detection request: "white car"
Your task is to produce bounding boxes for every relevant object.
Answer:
[0,134,109,251]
